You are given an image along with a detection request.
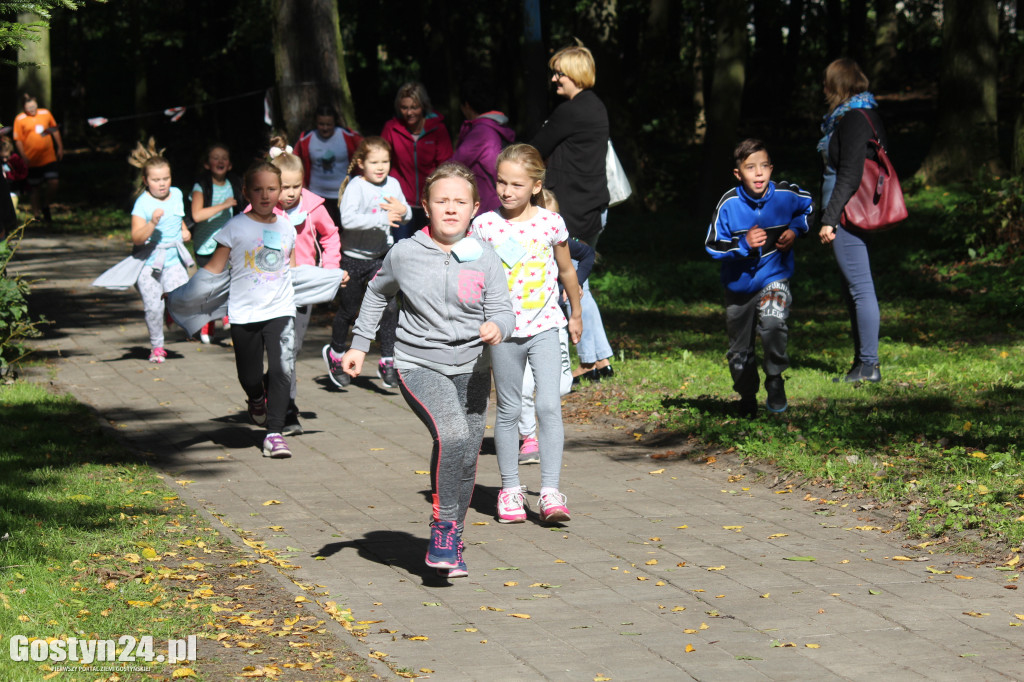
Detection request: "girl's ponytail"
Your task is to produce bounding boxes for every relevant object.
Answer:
[337,157,359,204]
[538,188,559,213]
[128,137,170,197]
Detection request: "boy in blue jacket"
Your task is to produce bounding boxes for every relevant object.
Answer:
[705,139,813,417]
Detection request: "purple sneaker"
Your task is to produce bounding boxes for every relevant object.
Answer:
[262,433,292,459]
[425,520,459,569]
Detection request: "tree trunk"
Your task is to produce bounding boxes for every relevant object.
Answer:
[17,13,51,109]
[750,0,784,112]
[869,0,899,90]
[1014,1,1024,175]
[700,0,748,209]
[824,0,844,60]
[917,0,1001,182]
[522,0,548,138]
[691,2,706,145]
[272,0,358,141]
[782,0,805,106]
[847,0,867,66]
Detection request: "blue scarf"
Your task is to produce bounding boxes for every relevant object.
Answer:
[817,91,877,153]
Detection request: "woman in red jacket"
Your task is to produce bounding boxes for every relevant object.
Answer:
[380,82,453,240]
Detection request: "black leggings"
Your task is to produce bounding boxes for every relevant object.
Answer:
[230,316,295,434]
[330,255,398,356]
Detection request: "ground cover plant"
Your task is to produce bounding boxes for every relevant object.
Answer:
[569,181,1024,552]
[0,381,373,681]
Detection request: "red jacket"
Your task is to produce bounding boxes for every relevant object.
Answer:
[243,188,341,268]
[294,127,362,191]
[380,114,453,205]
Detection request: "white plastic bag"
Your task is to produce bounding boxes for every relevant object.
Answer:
[606,140,632,207]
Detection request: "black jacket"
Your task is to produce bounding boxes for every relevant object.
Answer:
[531,90,610,243]
[820,108,889,227]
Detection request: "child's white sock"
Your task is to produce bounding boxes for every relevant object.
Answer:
[540,486,559,498]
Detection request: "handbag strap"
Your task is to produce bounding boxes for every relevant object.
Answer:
[856,109,882,145]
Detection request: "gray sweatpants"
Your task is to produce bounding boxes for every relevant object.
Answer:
[724,279,791,398]
[136,262,189,348]
[491,328,564,490]
[398,366,491,536]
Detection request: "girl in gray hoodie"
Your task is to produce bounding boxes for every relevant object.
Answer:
[340,162,514,578]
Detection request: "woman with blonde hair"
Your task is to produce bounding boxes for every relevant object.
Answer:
[531,43,614,382]
[817,58,888,384]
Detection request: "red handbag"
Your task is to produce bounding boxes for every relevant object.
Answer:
[840,110,908,231]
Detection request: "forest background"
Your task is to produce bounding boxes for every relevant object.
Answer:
[2,0,1024,551]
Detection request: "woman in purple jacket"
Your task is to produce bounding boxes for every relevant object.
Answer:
[451,75,514,214]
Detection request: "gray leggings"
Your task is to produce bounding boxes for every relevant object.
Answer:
[398,366,491,536]
[136,262,189,348]
[491,328,564,490]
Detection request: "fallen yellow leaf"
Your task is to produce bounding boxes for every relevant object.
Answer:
[685,643,695,653]
[509,613,531,619]
[649,469,665,475]
[722,525,743,531]
[676,525,688,529]
[760,593,770,599]
[504,581,518,587]
[683,628,697,634]
[671,606,686,612]
[262,500,281,506]
[594,676,612,682]
[414,470,429,475]
[806,643,820,649]
[646,559,658,565]
[700,622,709,630]
[408,635,429,640]
[892,556,913,561]
[172,669,197,679]
[707,566,725,571]
[768,533,788,539]
[963,611,989,618]
[955,575,974,580]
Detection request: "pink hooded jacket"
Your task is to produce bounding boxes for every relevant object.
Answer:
[244,188,341,268]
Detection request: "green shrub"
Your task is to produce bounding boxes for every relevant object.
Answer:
[0,226,50,376]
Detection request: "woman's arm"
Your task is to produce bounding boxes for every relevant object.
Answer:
[820,112,875,228]
[529,102,573,158]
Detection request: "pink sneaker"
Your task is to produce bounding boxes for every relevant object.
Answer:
[518,436,539,465]
[148,347,167,363]
[222,315,231,330]
[496,486,527,523]
[539,490,570,523]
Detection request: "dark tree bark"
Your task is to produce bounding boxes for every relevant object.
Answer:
[1013,1,1024,174]
[700,0,748,209]
[16,12,50,106]
[869,0,899,90]
[847,0,868,65]
[273,0,358,141]
[522,0,548,138]
[917,0,1001,182]
[781,0,805,104]
[824,0,844,60]
[750,0,785,111]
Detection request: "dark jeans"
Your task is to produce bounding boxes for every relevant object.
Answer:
[833,226,879,366]
[724,280,791,398]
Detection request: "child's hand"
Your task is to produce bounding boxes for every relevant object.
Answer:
[381,196,407,226]
[776,228,797,252]
[386,210,404,227]
[745,226,766,249]
[340,348,365,378]
[222,197,237,209]
[567,315,582,344]
[340,270,350,287]
[479,321,503,345]
[152,209,164,223]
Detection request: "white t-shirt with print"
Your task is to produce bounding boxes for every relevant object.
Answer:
[471,206,568,338]
[214,213,297,325]
[307,131,349,198]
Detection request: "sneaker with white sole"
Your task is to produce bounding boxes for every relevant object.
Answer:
[497,485,528,523]
[322,344,351,387]
[148,347,167,364]
[262,433,292,458]
[247,394,267,426]
[283,403,303,436]
[518,436,539,465]
[539,490,571,523]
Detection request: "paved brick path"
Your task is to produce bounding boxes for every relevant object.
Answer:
[12,231,1023,681]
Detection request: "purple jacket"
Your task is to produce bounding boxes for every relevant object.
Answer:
[452,112,515,214]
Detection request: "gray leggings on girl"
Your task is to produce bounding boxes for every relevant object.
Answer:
[491,328,564,491]
[136,262,189,348]
[398,366,491,536]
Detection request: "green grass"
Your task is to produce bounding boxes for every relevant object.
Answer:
[0,382,217,680]
[581,187,1024,550]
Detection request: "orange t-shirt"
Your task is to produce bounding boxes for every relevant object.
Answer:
[13,109,58,167]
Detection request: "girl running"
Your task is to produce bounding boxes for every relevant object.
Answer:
[322,136,409,389]
[190,142,243,343]
[268,135,342,434]
[202,161,298,459]
[127,139,192,364]
[340,161,513,578]
[470,143,582,524]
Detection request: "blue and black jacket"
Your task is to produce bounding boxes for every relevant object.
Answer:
[704,180,813,294]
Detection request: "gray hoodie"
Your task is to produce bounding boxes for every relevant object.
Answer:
[351,229,514,366]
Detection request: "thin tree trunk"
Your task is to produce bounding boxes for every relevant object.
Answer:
[691,2,706,145]
[869,0,899,90]
[16,12,51,106]
[1013,0,1024,174]
[847,0,867,65]
[522,0,547,138]
[700,0,748,208]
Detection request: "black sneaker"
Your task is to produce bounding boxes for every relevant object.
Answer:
[377,358,399,388]
[737,395,757,418]
[765,375,787,413]
[322,344,351,387]
[834,362,882,384]
[247,394,267,426]
[283,403,303,436]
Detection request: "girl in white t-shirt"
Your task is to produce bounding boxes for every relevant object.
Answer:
[470,143,582,524]
[202,161,298,459]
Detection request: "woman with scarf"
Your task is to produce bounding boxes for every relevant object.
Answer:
[817,58,887,384]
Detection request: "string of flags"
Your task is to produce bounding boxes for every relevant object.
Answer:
[87,89,270,129]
